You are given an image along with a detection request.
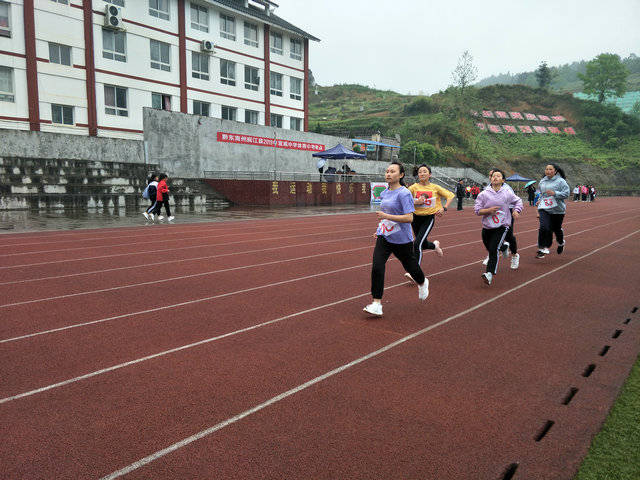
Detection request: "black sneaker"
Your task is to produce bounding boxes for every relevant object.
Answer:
[536,250,546,259]
[557,243,564,254]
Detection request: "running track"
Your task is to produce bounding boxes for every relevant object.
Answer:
[1,197,639,479]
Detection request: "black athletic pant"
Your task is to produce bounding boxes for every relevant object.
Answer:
[456,196,463,210]
[482,226,509,275]
[538,210,564,249]
[371,236,425,299]
[501,212,517,255]
[411,214,436,265]
[153,198,172,217]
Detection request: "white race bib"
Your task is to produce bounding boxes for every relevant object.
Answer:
[490,210,506,225]
[415,191,435,209]
[376,219,398,237]
[422,197,435,208]
[538,196,558,209]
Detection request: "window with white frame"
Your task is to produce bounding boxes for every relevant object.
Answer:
[152,92,171,110]
[192,51,209,80]
[270,31,282,55]
[149,0,169,20]
[51,104,74,125]
[104,85,128,116]
[290,117,302,131]
[0,66,14,102]
[244,66,259,91]
[221,105,236,121]
[244,22,258,47]
[270,72,282,96]
[102,29,126,62]
[190,3,208,32]
[104,0,125,6]
[193,100,209,116]
[220,59,235,86]
[0,1,11,37]
[150,39,171,71]
[290,38,302,60]
[219,14,235,40]
[51,0,69,4]
[49,43,72,66]
[245,109,259,125]
[290,77,302,100]
[270,113,282,128]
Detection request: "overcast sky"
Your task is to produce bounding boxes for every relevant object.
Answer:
[276,0,640,94]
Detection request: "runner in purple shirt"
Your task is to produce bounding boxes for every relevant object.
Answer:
[363,162,430,317]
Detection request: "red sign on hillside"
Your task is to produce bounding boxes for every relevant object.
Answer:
[217,132,325,151]
[509,112,524,120]
[551,115,566,122]
[476,123,486,130]
[495,111,509,119]
[487,124,503,133]
[537,115,551,121]
[564,127,576,135]
[524,113,538,121]
[548,126,561,134]
[502,125,517,133]
[533,126,548,134]
[518,125,533,133]
[482,110,495,118]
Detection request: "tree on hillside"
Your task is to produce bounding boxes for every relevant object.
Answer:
[451,50,478,96]
[535,61,553,89]
[578,53,629,102]
[631,101,640,119]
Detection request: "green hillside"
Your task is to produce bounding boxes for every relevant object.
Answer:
[308,83,640,187]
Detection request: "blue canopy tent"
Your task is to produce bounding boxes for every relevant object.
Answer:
[312,144,366,182]
[505,173,534,182]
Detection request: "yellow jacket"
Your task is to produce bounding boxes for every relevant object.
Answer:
[408,182,455,216]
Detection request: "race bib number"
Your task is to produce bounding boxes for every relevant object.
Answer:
[415,191,434,208]
[538,196,558,209]
[490,210,506,225]
[376,219,398,237]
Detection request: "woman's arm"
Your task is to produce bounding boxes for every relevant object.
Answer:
[376,211,414,223]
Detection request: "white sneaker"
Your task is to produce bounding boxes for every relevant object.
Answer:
[433,240,443,257]
[142,212,149,220]
[482,272,493,285]
[501,242,510,258]
[149,213,155,222]
[542,247,550,254]
[168,216,175,222]
[482,255,489,266]
[510,253,520,269]
[404,272,416,284]
[418,278,430,301]
[158,215,164,221]
[363,302,383,316]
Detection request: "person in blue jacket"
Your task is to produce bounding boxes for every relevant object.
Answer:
[536,163,570,258]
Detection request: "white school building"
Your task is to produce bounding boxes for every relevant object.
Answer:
[0,0,318,140]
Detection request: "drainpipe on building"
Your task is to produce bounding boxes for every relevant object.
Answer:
[273,131,277,179]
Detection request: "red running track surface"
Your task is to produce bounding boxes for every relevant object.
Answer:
[0,197,639,479]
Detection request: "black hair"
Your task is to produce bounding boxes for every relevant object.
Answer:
[490,169,505,181]
[413,164,432,177]
[158,173,168,181]
[147,172,157,184]
[544,163,566,180]
[389,161,406,186]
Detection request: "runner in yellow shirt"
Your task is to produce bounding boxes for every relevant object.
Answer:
[405,165,455,279]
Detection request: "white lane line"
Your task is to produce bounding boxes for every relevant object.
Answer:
[1,216,633,343]
[99,228,640,480]
[2,226,637,409]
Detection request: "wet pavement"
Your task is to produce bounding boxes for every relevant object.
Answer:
[0,204,377,233]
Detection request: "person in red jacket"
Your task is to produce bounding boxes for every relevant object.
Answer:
[153,173,174,222]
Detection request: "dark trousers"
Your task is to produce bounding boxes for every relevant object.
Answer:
[528,193,535,206]
[482,226,509,275]
[411,214,436,265]
[146,200,156,214]
[456,196,463,210]
[371,236,425,299]
[502,214,517,255]
[538,210,564,249]
[153,199,172,217]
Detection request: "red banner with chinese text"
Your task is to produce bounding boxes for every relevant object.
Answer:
[217,132,325,151]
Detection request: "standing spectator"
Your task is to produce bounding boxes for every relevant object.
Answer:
[471,185,480,199]
[590,185,596,201]
[527,183,537,206]
[153,173,175,222]
[573,184,580,202]
[581,184,588,201]
[455,180,465,210]
[465,185,472,199]
[536,164,570,258]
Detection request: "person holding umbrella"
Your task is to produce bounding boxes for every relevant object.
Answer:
[525,181,536,206]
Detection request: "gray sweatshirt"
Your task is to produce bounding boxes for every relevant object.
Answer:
[537,174,570,214]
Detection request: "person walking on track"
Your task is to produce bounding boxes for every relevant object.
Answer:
[535,164,570,258]
[407,164,454,268]
[363,162,429,317]
[475,169,523,285]
[142,173,158,222]
[152,173,175,223]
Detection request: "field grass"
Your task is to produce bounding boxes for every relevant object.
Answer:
[574,353,640,480]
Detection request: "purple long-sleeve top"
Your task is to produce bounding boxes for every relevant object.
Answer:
[474,185,524,229]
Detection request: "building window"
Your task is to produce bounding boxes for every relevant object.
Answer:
[192,51,209,80]
[220,59,235,86]
[244,66,259,91]
[244,22,258,47]
[49,43,72,66]
[149,0,169,20]
[104,85,128,116]
[150,39,170,71]
[51,0,69,4]
[102,29,126,62]
[193,100,209,116]
[104,0,125,6]
[152,92,171,110]
[0,66,14,102]
[270,113,283,128]
[245,109,259,125]
[290,77,302,100]
[270,32,282,55]
[221,105,236,121]
[290,38,302,60]
[190,3,208,32]
[51,104,74,125]
[290,117,302,131]
[270,72,282,96]
[0,1,11,37]
[219,14,235,40]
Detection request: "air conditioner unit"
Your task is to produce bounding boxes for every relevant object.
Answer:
[201,40,215,53]
[104,5,124,30]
